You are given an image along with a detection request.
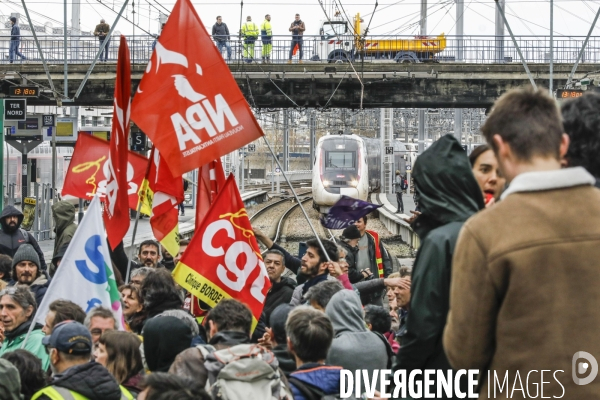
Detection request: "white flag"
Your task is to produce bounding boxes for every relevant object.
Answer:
[34,196,123,329]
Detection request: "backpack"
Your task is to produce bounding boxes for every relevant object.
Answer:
[288,376,358,400]
[19,228,30,242]
[400,179,407,190]
[201,343,292,400]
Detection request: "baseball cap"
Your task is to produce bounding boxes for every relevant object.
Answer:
[42,321,93,355]
[341,225,361,240]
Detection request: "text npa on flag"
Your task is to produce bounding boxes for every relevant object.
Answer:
[130,0,264,176]
[173,175,271,330]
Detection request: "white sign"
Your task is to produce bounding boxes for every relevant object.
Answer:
[275,167,281,173]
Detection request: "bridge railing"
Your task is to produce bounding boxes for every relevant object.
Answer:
[2,34,600,64]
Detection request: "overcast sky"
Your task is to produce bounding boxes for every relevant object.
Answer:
[4,0,600,39]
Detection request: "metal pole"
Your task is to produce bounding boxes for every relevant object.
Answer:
[566,6,600,87]
[495,0,505,62]
[456,0,464,61]
[74,0,131,99]
[420,0,427,36]
[494,0,537,90]
[262,136,331,262]
[549,0,553,93]
[241,147,245,193]
[125,201,143,283]
[0,101,4,212]
[78,199,84,222]
[454,109,463,143]
[283,110,289,172]
[271,155,274,193]
[21,143,27,206]
[418,110,425,154]
[309,111,316,170]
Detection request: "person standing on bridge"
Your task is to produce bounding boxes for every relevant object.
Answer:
[394,170,406,214]
[241,16,259,63]
[212,16,231,61]
[94,18,110,62]
[260,14,272,64]
[288,14,305,64]
[9,17,26,64]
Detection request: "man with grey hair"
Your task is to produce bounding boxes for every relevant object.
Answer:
[84,306,116,346]
[130,266,153,286]
[93,18,110,61]
[0,285,49,370]
[305,280,344,311]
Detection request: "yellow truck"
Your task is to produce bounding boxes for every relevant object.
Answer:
[313,13,447,63]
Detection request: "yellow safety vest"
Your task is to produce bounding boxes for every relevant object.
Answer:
[31,385,134,400]
[366,230,385,278]
[242,22,259,38]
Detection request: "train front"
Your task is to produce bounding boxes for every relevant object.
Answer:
[312,134,368,213]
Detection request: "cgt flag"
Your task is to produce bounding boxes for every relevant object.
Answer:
[130,0,264,176]
[173,174,271,331]
[62,133,148,211]
[320,195,382,229]
[33,195,123,329]
[196,158,226,230]
[140,147,184,258]
[104,35,132,249]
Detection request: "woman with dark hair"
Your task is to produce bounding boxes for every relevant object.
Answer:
[468,144,506,206]
[94,331,144,395]
[140,268,183,319]
[2,349,47,400]
[120,284,146,334]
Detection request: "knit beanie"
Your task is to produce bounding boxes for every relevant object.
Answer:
[12,243,40,271]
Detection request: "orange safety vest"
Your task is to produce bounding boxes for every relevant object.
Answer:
[366,230,384,278]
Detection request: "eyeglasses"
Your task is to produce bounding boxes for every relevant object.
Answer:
[90,328,114,337]
[0,287,17,297]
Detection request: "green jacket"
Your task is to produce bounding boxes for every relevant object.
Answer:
[261,20,272,36]
[52,201,77,260]
[394,135,483,397]
[241,21,259,38]
[0,321,50,371]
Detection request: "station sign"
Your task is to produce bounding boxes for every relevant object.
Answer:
[9,86,39,97]
[248,144,256,152]
[4,99,26,121]
[385,146,394,155]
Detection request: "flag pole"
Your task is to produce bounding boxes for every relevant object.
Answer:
[20,317,36,350]
[125,200,144,284]
[262,136,331,262]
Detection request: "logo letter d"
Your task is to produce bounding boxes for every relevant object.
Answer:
[573,351,599,385]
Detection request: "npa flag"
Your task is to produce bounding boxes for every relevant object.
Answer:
[320,195,382,229]
[104,35,132,249]
[196,159,226,230]
[173,174,271,331]
[34,195,123,329]
[140,147,184,258]
[130,0,264,176]
[62,132,148,211]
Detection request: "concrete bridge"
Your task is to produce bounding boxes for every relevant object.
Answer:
[0,62,596,108]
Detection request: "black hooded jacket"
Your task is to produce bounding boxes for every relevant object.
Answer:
[263,277,296,322]
[144,316,193,372]
[0,206,47,270]
[394,135,483,397]
[35,362,122,400]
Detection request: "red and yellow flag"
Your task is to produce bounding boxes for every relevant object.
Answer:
[139,147,184,257]
[173,174,271,331]
[196,159,226,230]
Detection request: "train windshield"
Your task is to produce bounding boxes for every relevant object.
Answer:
[326,151,355,169]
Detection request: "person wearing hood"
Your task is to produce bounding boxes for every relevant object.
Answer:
[143,316,192,372]
[0,205,47,271]
[325,290,390,381]
[289,238,339,306]
[168,299,252,386]
[394,134,483,397]
[0,285,50,370]
[50,201,77,273]
[0,358,22,400]
[33,321,131,400]
[10,244,50,307]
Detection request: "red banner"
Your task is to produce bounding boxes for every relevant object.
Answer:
[130,0,264,176]
[173,174,271,330]
[196,159,226,230]
[104,35,132,249]
[62,134,148,211]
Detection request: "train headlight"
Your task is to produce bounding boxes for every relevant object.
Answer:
[350,180,358,187]
[323,180,331,187]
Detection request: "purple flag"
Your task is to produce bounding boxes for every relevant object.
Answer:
[320,196,382,229]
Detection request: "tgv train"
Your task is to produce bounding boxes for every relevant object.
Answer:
[312,133,407,213]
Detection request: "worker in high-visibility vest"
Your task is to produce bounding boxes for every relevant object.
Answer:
[241,16,259,63]
[31,321,134,400]
[260,14,273,63]
[354,215,392,305]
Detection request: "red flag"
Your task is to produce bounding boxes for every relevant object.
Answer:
[173,174,271,331]
[130,0,264,176]
[196,159,226,230]
[140,147,184,258]
[293,43,299,56]
[104,35,132,249]
[62,134,148,210]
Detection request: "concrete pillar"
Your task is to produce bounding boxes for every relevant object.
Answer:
[283,109,289,171]
[454,109,463,143]
[420,0,427,36]
[418,110,425,154]
[495,0,505,62]
[456,0,464,61]
[309,111,316,170]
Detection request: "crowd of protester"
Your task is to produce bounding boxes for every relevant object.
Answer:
[0,87,599,399]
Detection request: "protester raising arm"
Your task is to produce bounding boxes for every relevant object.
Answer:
[253,228,306,284]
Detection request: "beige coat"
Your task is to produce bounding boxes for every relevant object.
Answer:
[94,22,110,37]
[444,167,600,399]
